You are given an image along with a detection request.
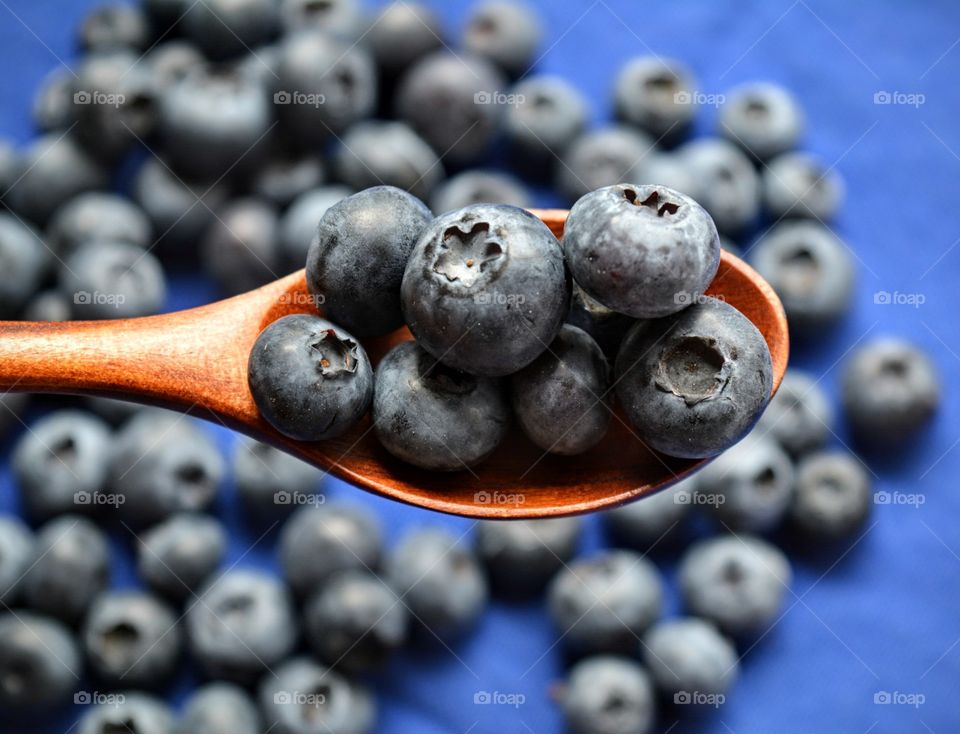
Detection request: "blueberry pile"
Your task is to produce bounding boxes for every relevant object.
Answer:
[0,0,945,732]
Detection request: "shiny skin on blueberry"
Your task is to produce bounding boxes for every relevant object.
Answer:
[679,137,761,236]
[280,185,353,269]
[250,150,326,209]
[372,341,510,471]
[564,184,720,319]
[548,550,663,655]
[462,0,543,78]
[763,152,845,221]
[510,324,611,455]
[0,213,51,317]
[181,682,263,734]
[432,170,532,213]
[559,655,656,734]
[181,0,279,60]
[32,68,74,132]
[78,692,176,734]
[201,197,281,295]
[475,517,581,596]
[841,338,940,445]
[137,513,226,603]
[602,479,695,549]
[402,204,569,376]
[557,125,654,203]
[790,451,872,539]
[248,314,373,441]
[367,2,444,76]
[642,617,739,697]
[307,186,432,338]
[280,0,366,39]
[614,55,698,145]
[0,516,33,606]
[616,297,773,459]
[756,369,833,456]
[48,192,152,256]
[61,240,167,320]
[719,82,805,161]
[565,281,635,359]
[0,612,82,709]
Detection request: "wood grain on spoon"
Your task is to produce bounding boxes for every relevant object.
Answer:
[0,209,788,518]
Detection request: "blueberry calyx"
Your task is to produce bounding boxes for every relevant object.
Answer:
[654,335,730,406]
[623,187,680,217]
[433,220,505,286]
[309,329,360,378]
[418,355,476,396]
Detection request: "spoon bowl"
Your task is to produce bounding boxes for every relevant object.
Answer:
[0,209,787,518]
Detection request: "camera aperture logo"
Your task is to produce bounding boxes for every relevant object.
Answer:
[674,90,725,108]
[474,91,525,107]
[474,690,525,708]
[473,291,525,307]
[874,690,925,708]
[674,490,725,507]
[75,690,125,707]
[73,90,125,108]
[474,490,525,506]
[273,689,327,706]
[74,290,126,308]
[74,490,124,508]
[274,490,325,507]
[873,290,925,308]
[874,90,925,108]
[674,690,726,708]
[274,90,327,108]
[874,490,924,508]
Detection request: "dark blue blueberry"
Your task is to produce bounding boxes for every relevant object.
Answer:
[12,409,112,523]
[233,437,323,516]
[402,204,568,376]
[679,138,760,236]
[372,341,509,471]
[78,3,149,52]
[396,51,505,165]
[763,152,845,221]
[202,198,281,295]
[602,479,696,549]
[432,170,532,213]
[510,324,611,455]
[0,517,33,606]
[144,40,206,93]
[187,570,297,683]
[367,2,443,76]
[279,185,353,269]
[307,186,432,337]
[557,126,654,203]
[719,82,804,161]
[280,0,365,39]
[756,370,832,455]
[0,612,82,709]
[386,528,487,640]
[250,151,326,209]
[304,570,408,672]
[841,338,940,445]
[83,395,142,425]
[279,504,383,599]
[616,297,773,459]
[181,683,263,734]
[475,517,582,596]
[258,657,376,734]
[32,69,75,132]
[750,221,855,333]
[22,515,110,625]
[144,0,188,37]
[137,513,226,603]
[642,617,739,697]
[78,692,176,734]
[564,184,720,318]
[790,451,872,539]
[48,192,152,256]
[248,314,373,441]
[634,151,698,195]
[81,590,181,688]
[614,56,698,145]
[565,282,635,359]
[0,213,51,317]
[182,0,279,60]
[679,534,791,634]
[463,1,542,78]
[559,656,656,734]
[60,240,166,320]
[548,550,663,655]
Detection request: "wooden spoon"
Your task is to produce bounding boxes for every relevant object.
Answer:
[0,209,787,519]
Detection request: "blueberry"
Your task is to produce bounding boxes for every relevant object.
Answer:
[78,692,176,734]
[790,451,872,539]
[0,612,82,709]
[249,151,326,209]
[763,152,845,221]
[502,75,589,178]
[187,569,297,683]
[333,121,444,201]
[82,591,181,688]
[181,682,263,734]
[5,133,108,225]
[719,82,804,161]
[402,204,568,376]
[258,656,376,734]
[307,186,431,337]
[274,31,376,148]
[431,170,532,213]
[233,437,323,516]
[841,338,940,444]
[614,56,698,145]
[78,3,149,52]
[143,0,188,37]
[137,514,226,603]
[48,192,152,256]
[12,409,112,523]
[83,395,142,426]
[372,341,510,471]
[0,517,33,606]
[642,617,739,697]
[0,213,51,317]
[396,51,506,165]
[107,409,224,528]
[750,221,855,333]
[548,550,663,655]
[463,1,542,78]
[696,431,795,532]
[61,241,167,320]
[279,504,383,599]
[248,314,373,441]
[557,126,655,203]
[756,369,832,455]
[510,324,611,455]
[158,66,272,182]
[202,198,281,295]
[22,516,110,625]
[279,0,365,39]
[145,41,207,93]
[475,517,581,596]
[32,69,75,132]
[564,184,720,319]
[558,656,656,734]
[679,138,761,236]
[279,185,353,268]
[386,528,487,640]
[565,281,634,359]
[634,152,698,196]
[679,534,791,634]
[182,0,279,60]
[367,2,443,77]
[616,297,773,459]
[304,570,408,673]
[602,479,696,550]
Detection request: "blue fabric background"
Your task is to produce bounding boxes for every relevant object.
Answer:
[1,1,959,732]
